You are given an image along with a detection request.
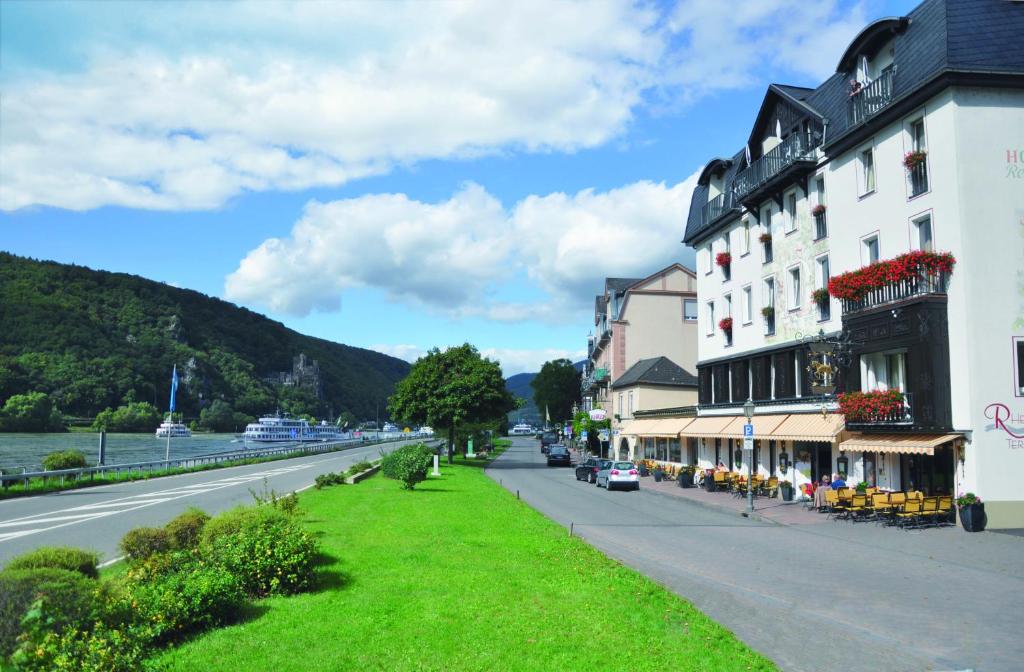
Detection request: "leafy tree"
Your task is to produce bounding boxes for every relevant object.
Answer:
[388,344,515,463]
[529,359,580,425]
[336,410,358,430]
[0,391,66,432]
[573,410,610,457]
[198,400,253,433]
[91,402,162,433]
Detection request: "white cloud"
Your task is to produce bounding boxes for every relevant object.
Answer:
[224,171,700,320]
[369,344,428,363]
[370,343,583,376]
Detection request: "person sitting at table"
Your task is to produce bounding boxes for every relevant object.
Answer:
[831,473,847,489]
[716,461,728,472]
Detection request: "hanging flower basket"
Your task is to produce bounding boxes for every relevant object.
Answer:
[811,204,827,216]
[903,150,927,170]
[718,317,733,333]
[758,232,772,244]
[811,288,830,305]
[837,390,905,422]
[715,252,732,268]
[761,306,775,319]
[827,250,956,302]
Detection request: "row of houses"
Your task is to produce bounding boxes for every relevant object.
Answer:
[579,0,1023,529]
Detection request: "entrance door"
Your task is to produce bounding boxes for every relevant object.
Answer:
[812,443,833,482]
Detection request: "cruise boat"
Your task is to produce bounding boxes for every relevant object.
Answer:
[509,423,534,436]
[242,414,346,443]
[155,416,191,438]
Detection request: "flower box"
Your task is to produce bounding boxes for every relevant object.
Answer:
[811,204,827,217]
[760,306,775,319]
[811,288,830,305]
[758,232,772,244]
[827,250,956,302]
[715,252,732,268]
[718,317,733,333]
[903,150,927,171]
[837,390,905,422]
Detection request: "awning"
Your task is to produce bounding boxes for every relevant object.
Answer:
[619,418,662,436]
[769,413,846,442]
[839,433,962,456]
[680,415,736,437]
[719,414,789,438]
[620,417,694,437]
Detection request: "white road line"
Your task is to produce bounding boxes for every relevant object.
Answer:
[0,511,115,528]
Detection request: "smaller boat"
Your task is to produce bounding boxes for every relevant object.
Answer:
[156,415,191,438]
[509,423,534,436]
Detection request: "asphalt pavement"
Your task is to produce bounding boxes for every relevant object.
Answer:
[0,438,429,567]
[488,437,1024,672]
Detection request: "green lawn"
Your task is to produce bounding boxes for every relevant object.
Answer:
[158,456,776,671]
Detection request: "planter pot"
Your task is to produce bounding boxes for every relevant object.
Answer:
[653,471,663,482]
[704,473,716,492]
[780,483,794,502]
[638,464,650,477]
[959,503,987,532]
[678,473,693,488]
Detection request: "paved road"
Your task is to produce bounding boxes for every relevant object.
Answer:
[488,438,1024,672]
[0,438,431,567]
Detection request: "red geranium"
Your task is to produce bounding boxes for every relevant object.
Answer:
[903,150,927,170]
[838,390,905,422]
[811,204,827,216]
[718,317,733,333]
[715,251,732,268]
[828,250,956,302]
[758,232,772,244]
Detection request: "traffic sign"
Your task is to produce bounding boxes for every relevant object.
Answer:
[743,423,754,451]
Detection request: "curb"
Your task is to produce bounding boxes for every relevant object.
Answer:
[344,464,381,485]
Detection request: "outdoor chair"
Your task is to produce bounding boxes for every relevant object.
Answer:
[869,492,891,523]
[921,497,939,527]
[713,471,727,491]
[824,489,840,518]
[896,499,923,529]
[763,477,779,498]
[847,494,869,522]
[936,496,954,526]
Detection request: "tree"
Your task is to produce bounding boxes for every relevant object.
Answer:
[199,400,254,433]
[530,359,580,425]
[0,391,66,432]
[388,344,515,463]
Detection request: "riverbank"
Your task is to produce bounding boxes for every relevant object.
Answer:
[0,432,241,472]
[157,454,775,671]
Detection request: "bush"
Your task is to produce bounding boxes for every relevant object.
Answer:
[119,526,170,563]
[203,506,318,597]
[122,561,245,645]
[346,460,374,477]
[41,450,87,472]
[5,547,99,579]
[381,443,434,490]
[165,507,210,550]
[0,568,100,658]
[314,472,346,489]
[10,620,149,672]
[91,402,162,433]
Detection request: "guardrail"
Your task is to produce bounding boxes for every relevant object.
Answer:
[0,435,437,489]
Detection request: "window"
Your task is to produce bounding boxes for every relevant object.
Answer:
[863,235,880,264]
[617,393,623,417]
[911,118,926,152]
[742,285,752,324]
[705,243,713,274]
[706,301,715,336]
[761,206,773,263]
[788,267,801,311]
[861,351,907,392]
[742,220,751,255]
[763,277,775,334]
[913,214,933,252]
[816,256,831,321]
[725,293,732,318]
[909,118,929,196]
[628,391,634,416]
[860,147,876,194]
[815,175,826,206]
[683,298,698,321]
[1015,337,1024,396]
[784,191,797,233]
[814,175,827,239]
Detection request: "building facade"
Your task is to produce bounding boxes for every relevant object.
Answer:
[681,0,1024,527]
[611,357,698,461]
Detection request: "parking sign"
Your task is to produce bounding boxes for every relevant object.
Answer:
[743,423,754,451]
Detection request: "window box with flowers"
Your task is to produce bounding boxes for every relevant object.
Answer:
[760,306,775,334]
[837,390,906,423]
[904,150,928,196]
[716,252,732,281]
[811,204,827,239]
[718,317,733,345]
[956,492,986,532]
[758,233,773,263]
[812,287,831,321]
[827,250,955,312]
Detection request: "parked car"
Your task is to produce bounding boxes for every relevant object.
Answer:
[596,461,640,491]
[575,457,602,483]
[540,431,558,454]
[546,444,571,467]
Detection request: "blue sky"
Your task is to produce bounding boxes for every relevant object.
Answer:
[0,0,916,374]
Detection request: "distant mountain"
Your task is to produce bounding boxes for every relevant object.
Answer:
[505,360,586,425]
[0,252,410,420]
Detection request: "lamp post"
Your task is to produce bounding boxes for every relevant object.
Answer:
[743,398,755,513]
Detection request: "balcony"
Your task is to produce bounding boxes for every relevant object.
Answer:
[844,392,914,430]
[840,271,949,315]
[701,192,740,228]
[848,67,895,126]
[731,133,820,207]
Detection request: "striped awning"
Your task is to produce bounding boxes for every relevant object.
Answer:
[719,414,789,438]
[679,415,736,437]
[839,433,962,456]
[619,418,662,436]
[620,417,694,437]
[769,413,846,442]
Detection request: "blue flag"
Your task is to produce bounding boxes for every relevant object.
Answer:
[169,365,179,413]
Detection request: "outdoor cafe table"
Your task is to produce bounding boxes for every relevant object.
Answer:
[813,486,829,510]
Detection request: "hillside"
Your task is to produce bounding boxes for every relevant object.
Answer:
[0,252,409,420]
[505,372,540,424]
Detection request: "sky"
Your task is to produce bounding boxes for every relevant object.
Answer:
[0,0,918,375]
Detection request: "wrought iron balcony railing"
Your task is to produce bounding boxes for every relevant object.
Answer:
[909,160,928,197]
[731,132,820,203]
[701,192,739,227]
[848,67,896,125]
[840,271,949,315]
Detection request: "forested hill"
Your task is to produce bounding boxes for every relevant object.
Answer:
[0,252,410,420]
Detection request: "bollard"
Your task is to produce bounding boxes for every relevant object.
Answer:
[517,489,520,500]
[569,522,574,537]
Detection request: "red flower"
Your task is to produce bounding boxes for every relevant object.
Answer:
[758,232,773,244]
[718,317,733,332]
[811,204,827,216]
[715,251,732,268]
[838,390,906,422]
[903,150,927,170]
[828,250,956,301]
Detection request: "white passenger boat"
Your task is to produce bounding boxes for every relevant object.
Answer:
[242,414,346,443]
[155,416,191,438]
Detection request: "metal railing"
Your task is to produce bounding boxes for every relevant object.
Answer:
[701,192,737,227]
[732,133,820,202]
[849,67,896,125]
[0,435,433,489]
[909,160,928,196]
[814,212,828,240]
[840,271,949,314]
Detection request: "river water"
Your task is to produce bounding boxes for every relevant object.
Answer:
[0,432,241,472]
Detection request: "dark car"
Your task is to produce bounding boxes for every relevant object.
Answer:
[575,457,602,483]
[546,444,571,467]
[540,431,558,454]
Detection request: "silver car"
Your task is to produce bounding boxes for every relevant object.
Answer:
[596,461,640,491]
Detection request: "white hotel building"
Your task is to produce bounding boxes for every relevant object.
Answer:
[681,0,1024,528]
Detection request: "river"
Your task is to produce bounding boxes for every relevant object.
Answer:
[0,432,241,472]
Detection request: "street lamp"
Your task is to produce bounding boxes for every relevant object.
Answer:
[743,398,755,513]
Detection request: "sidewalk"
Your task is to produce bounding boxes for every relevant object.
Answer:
[641,475,829,526]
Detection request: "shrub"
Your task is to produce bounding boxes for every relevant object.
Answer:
[0,568,100,658]
[121,561,246,645]
[346,460,374,477]
[165,507,210,550]
[41,450,87,472]
[9,619,149,672]
[380,443,434,490]
[5,547,99,579]
[119,526,170,563]
[203,506,318,597]
[314,472,346,489]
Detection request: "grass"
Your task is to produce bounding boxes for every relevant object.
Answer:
[157,455,776,671]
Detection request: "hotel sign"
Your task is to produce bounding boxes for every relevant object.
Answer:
[985,403,1024,449]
